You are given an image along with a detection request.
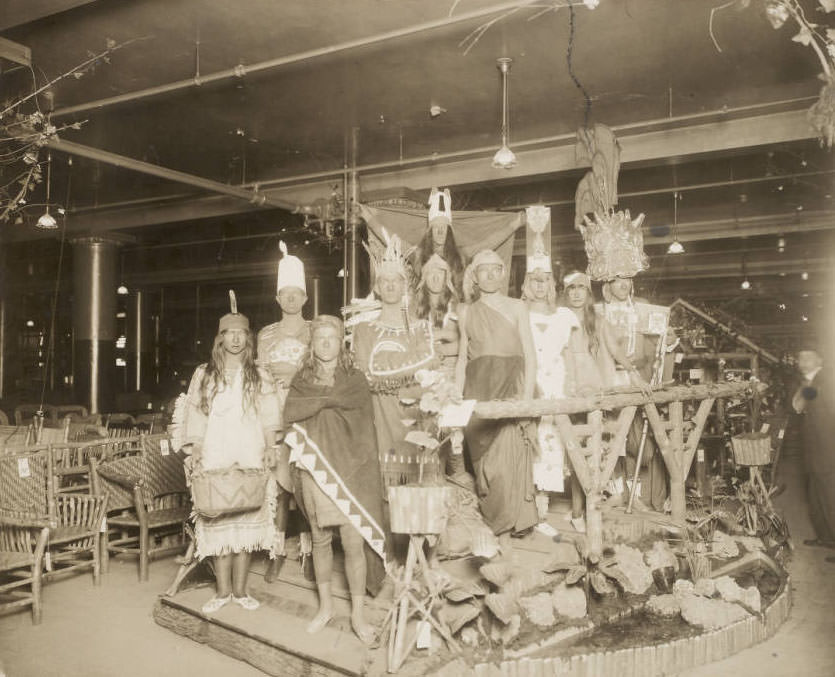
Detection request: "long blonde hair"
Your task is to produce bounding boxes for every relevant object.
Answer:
[199,329,260,415]
[520,271,557,309]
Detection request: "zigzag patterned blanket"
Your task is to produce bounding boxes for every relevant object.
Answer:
[286,425,386,562]
[283,366,387,568]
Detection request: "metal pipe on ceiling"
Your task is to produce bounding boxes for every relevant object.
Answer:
[51,101,818,220]
[46,137,299,211]
[51,0,544,118]
[501,168,835,210]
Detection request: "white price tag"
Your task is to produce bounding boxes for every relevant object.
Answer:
[416,620,432,650]
[17,457,30,479]
[689,368,703,381]
[778,429,785,440]
[44,551,52,571]
[697,448,705,462]
[100,517,108,533]
[674,352,684,364]
[160,438,171,456]
[760,423,770,434]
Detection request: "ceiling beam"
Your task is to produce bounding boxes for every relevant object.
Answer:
[341,107,816,195]
[2,107,819,242]
[508,209,835,255]
[50,0,544,118]
[0,37,31,66]
[46,137,298,212]
[0,0,97,31]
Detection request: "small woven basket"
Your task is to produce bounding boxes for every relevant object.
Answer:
[731,433,772,466]
[388,485,451,535]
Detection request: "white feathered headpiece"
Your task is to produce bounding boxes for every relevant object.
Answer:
[276,240,307,294]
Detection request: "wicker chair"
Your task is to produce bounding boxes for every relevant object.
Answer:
[53,405,89,421]
[0,425,33,452]
[14,404,58,427]
[0,447,106,621]
[64,415,108,443]
[91,433,189,581]
[135,412,166,434]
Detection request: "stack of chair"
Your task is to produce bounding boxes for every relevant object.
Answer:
[91,432,189,582]
[0,445,107,623]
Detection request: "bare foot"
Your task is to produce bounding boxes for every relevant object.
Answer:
[306,607,333,634]
[351,611,376,645]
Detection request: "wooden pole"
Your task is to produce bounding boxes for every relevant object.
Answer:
[668,401,686,520]
[473,381,763,419]
[587,410,604,559]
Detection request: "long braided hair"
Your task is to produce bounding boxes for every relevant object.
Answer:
[416,228,465,300]
[199,328,261,415]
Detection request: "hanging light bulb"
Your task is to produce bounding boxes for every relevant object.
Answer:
[777,236,786,253]
[35,152,58,230]
[492,58,517,170]
[801,271,809,281]
[667,191,685,254]
[740,254,751,290]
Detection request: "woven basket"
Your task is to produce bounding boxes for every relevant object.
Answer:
[387,485,450,535]
[190,465,269,519]
[731,433,772,466]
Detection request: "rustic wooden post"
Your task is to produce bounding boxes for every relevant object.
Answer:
[587,410,603,557]
[555,407,636,559]
[644,397,715,522]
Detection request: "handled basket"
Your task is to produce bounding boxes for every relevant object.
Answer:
[190,464,269,519]
[730,433,772,467]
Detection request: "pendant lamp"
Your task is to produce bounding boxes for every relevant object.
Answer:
[36,153,58,230]
[492,58,517,170]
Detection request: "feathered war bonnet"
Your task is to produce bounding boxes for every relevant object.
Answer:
[276,240,307,294]
[364,228,411,284]
[218,290,249,333]
[573,124,649,282]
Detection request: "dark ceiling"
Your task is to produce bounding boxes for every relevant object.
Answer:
[1,0,834,353]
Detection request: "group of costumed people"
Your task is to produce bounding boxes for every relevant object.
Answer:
[179,183,669,643]
[182,244,385,643]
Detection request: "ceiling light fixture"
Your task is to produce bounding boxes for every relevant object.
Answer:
[492,57,517,170]
[35,153,58,230]
[740,254,751,290]
[777,236,786,253]
[801,271,809,280]
[667,191,685,254]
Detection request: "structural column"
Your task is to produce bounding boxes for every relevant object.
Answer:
[127,289,153,392]
[72,236,120,414]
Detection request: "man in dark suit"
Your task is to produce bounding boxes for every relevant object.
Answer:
[792,347,835,562]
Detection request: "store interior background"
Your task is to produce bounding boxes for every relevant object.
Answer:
[1,0,833,413]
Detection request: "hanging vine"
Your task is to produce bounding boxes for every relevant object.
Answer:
[710,1,835,148]
[0,37,148,224]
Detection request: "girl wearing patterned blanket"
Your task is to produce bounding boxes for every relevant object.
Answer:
[184,308,280,615]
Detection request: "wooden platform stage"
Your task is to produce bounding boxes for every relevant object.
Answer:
[153,498,679,676]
